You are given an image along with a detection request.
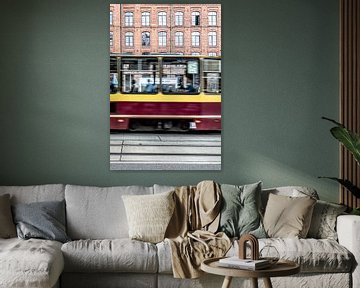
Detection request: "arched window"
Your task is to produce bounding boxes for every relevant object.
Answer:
[192,31,200,47]
[124,12,133,26]
[175,12,183,26]
[158,12,167,26]
[142,12,150,26]
[208,11,217,26]
[110,32,113,46]
[158,31,167,47]
[208,31,217,47]
[125,32,134,47]
[141,32,150,46]
[192,11,200,26]
[175,32,184,46]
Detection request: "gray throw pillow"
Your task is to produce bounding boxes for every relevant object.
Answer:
[218,182,266,238]
[0,194,17,238]
[12,200,70,243]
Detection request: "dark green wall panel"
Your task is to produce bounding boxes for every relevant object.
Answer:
[0,0,340,202]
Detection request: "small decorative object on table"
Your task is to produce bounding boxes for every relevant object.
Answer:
[238,234,260,260]
[201,234,300,288]
[218,234,271,270]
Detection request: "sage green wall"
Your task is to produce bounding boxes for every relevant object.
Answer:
[0,0,339,202]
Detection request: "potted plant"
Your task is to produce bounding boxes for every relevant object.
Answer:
[320,117,360,215]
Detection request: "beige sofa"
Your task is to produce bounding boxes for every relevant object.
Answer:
[0,184,358,288]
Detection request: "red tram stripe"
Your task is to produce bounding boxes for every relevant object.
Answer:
[112,101,221,116]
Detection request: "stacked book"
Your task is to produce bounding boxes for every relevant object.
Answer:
[218,257,271,270]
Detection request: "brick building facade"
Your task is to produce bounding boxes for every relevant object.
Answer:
[110,4,221,56]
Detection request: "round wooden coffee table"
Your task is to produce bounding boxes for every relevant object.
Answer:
[201,257,300,288]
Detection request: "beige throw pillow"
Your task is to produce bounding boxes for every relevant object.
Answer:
[263,193,316,238]
[122,191,175,243]
[0,194,17,238]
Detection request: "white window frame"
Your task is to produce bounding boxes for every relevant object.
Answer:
[208,11,217,26]
[110,11,113,25]
[124,12,133,26]
[158,31,167,47]
[175,32,184,47]
[142,12,150,26]
[192,31,200,47]
[175,12,183,26]
[110,32,113,46]
[208,31,217,47]
[192,11,200,26]
[125,32,134,47]
[158,11,167,26]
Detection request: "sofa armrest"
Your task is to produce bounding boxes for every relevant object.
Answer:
[337,215,360,288]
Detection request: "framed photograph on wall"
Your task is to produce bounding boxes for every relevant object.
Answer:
[109,4,221,170]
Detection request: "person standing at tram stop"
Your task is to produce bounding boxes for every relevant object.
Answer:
[130,79,139,92]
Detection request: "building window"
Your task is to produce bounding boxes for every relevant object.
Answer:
[124,12,133,26]
[110,32,113,46]
[158,12,167,26]
[208,31,217,47]
[208,11,217,26]
[142,32,150,46]
[110,11,113,25]
[191,52,200,56]
[142,12,150,26]
[125,32,134,47]
[192,31,200,47]
[175,32,184,46]
[208,52,217,56]
[175,12,183,26]
[158,31,167,47]
[192,11,200,26]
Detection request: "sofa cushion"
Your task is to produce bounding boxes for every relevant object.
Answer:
[122,191,175,243]
[0,194,16,238]
[0,238,64,288]
[262,238,353,273]
[218,182,266,238]
[307,200,347,240]
[65,185,153,239]
[263,193,316,238]
[227,238,353,273]
[12,200,70,243]
[0,184,65,204]
[61,239,158,273]
[158,237,353,274]
[261,186,319,213]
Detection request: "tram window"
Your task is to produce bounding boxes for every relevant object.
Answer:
[161,57,200,94]
[120,57,159,93]
[203,58,221,94]
[110,73,119,94]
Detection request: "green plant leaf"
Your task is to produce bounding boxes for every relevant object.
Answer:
[322,117,360,165]
[330,127,360,165]
[318,177,360,198]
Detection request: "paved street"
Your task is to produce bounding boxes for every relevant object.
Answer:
[110,133,221,170]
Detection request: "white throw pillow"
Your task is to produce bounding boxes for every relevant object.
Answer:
[122,191,175,243]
